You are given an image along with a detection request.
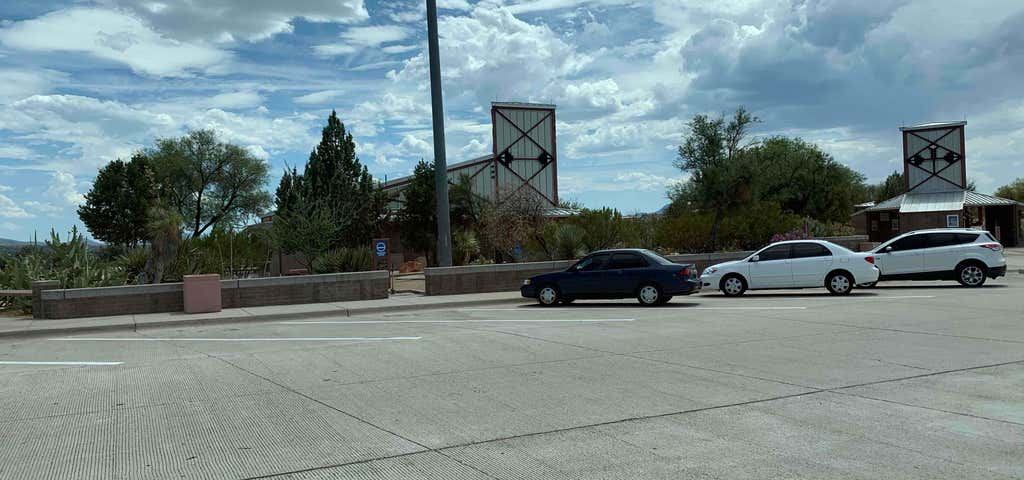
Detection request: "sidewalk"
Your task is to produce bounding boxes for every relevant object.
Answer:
[0,291,527,339]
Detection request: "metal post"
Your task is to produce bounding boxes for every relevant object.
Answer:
[426,0,453,267]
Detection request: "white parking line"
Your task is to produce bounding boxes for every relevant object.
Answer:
[688,307,807,310]
[280,319,635,324]
[463,307,806,311]
[51,337,421,342]
[870,295,937,299]
[0,361,124,366]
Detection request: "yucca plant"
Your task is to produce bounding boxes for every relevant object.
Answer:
[312,248,373,274]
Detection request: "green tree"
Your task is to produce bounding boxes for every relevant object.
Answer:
[397,160,438,262]
[301,110,388,247]
[994,177,1024,202]
[870,171,905,202]
[77,153,156,249]
[573,207,628,251]
[671,107,760,250]
[148,129,271,239]
[754,137,867,222]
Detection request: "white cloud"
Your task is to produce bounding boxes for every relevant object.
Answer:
[388,4,591,103]
[0,145,36,160]
[185,108,318,156]
[614,172,683,191]
[0,185,12,192]
[312,44,358,56]
[343,25,412,47]
[208,91,263,110]
[381,45,419,55]
[0,193,32,218]
[98,0,369,43]
[0,94,318,175]
[0,69,67,104]
[23,200,63,216]
[47,171,85,206]
[0,8,231,78]
[397,134,433,155]
[314,25,413,57]
[293,89,347,105]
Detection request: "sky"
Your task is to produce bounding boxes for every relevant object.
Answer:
[1,0,1023,240]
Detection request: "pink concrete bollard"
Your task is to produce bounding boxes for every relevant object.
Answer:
[183,274,222,314]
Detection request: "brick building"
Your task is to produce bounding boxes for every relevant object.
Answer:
[852,122,1023,246]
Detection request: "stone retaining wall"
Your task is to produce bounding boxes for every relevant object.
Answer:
[33,271,389,319]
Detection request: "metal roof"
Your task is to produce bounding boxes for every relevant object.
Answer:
[491,101,556,110]
[899,191,965,213]
[899,121,966,131]
[964,191,1024,207]
[382,154,494,189]
[860,194,904,213]
[856,190,1023,215]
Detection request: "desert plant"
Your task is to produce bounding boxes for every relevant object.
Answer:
[312,248,373,274]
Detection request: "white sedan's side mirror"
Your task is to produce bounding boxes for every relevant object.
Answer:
[884,246,893,253]
[750,255,760,262]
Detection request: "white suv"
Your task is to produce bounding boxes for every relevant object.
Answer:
[867,229,1007,287]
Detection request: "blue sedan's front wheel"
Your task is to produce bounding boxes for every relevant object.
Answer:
[538,285,561,306]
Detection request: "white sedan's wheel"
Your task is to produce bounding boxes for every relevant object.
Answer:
[638,285,660,306]
[826,272,852,295]
[538,286,560,306]
[721,276,746,297]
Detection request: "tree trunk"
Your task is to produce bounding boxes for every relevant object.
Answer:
[708,206,725,252]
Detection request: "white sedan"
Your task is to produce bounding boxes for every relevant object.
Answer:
[699,240,879,296]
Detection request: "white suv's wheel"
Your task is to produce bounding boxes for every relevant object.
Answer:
[956,263,987,287]
[826,272,853,295]
[538,285,561,306]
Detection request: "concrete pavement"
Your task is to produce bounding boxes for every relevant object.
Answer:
[0,275,1021,479]
[0,291,526,338]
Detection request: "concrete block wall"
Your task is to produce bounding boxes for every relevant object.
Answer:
[34,271,389,319]
[425,261,574,296]
[424,253,755,296]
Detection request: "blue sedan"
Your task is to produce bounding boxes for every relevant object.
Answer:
[521,249,701,306]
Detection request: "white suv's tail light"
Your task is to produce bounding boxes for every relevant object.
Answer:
[979,243,1003,251]
[863,255,875,264]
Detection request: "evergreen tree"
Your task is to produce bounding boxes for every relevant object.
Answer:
[397,160,437,262]
[300,110,387,247]
[271,111,388,262]
[78,153,156,249]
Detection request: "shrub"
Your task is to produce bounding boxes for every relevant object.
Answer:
[312,248,373,274]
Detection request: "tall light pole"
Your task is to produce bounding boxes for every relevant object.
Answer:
[426,0,453,267]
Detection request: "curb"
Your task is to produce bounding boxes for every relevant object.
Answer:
[0,295,529,340]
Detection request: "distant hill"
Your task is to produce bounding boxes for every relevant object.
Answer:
[0,237,105,253]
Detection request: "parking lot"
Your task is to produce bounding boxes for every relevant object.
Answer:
[1,276,1022,479]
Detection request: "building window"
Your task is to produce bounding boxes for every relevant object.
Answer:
[946,214,960,228]
[871,220,879,232]
[891,218,900,231]
[879,212,889,222]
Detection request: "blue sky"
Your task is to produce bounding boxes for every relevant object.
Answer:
[1,0,1023,240]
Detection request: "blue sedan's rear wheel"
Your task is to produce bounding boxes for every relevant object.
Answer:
[538,285,561,306]
[637,284,662,306]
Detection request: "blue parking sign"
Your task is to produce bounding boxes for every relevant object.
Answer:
[374,240,387,257]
